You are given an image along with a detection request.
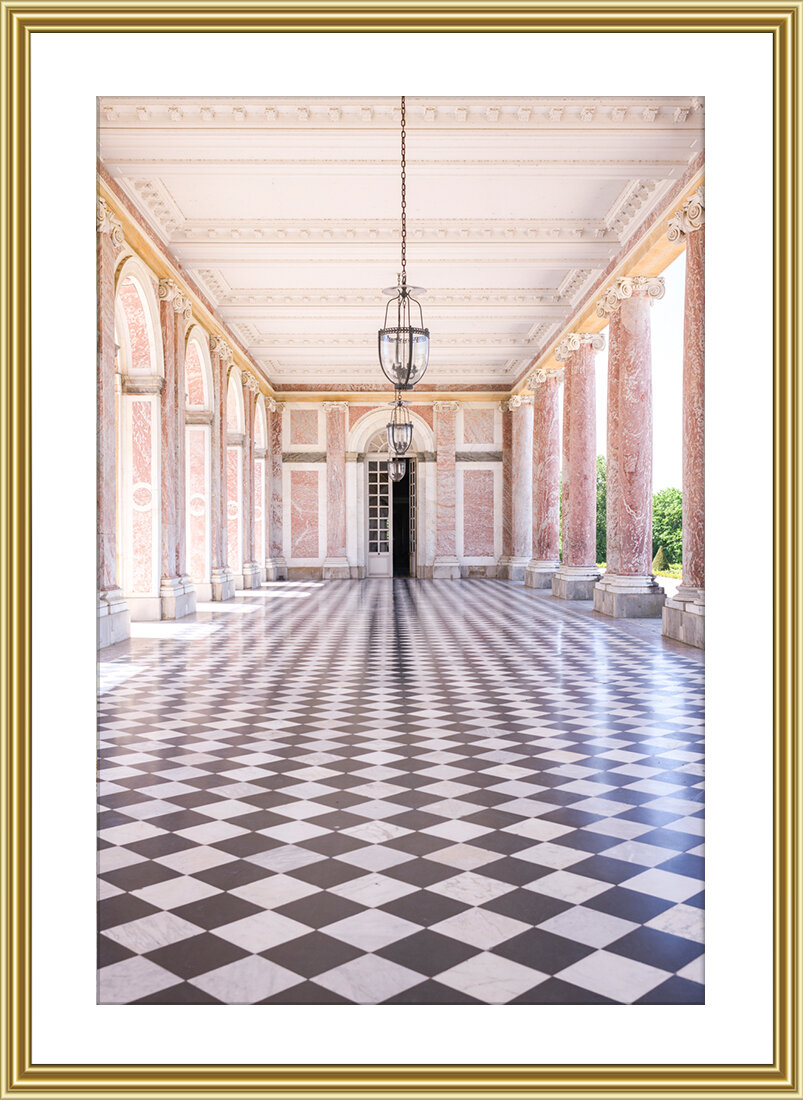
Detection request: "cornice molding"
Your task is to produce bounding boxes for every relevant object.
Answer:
[554,332,606,361]
[96,196,126,249]
[667,186,705,240]
[595,276,665,318]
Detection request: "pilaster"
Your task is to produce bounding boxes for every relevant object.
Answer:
[266,398,288,580]
[433,401,461,579]
[322,402,351,579]
[525,369,562,589]
[209,335,236,600]
[498,394,533,582]
[241,372,262,588]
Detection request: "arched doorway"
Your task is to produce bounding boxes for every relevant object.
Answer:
[184,328,214,599]
[347,407,435,578]
[114,258,164,619]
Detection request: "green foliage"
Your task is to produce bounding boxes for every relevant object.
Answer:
[652,546,668,573]
[596,455,607,562]
[652,487,683,563]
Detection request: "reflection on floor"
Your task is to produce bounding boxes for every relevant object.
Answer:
[98,579,704,1004]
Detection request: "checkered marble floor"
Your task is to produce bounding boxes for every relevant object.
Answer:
[98,580,704,1005]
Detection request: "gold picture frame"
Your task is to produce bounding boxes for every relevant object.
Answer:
[1,1,799,1094]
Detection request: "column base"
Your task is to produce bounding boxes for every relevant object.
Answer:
[663,588,705,648]
[193,582,213,602]
[211,567,236,602]
[97,588,130,648]
[497,556,529,583]
[593,573,666,618]
[524,559,560,589]
[433,557,461,580]
[322,557,351,580]
[242,562,262,589]
[264,558,288,582]
[160,576,196,620]
[552,565,601,601]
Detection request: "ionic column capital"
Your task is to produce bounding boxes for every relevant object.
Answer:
[527,367,564,390]
[433,400,460,412]
[209,334,234,364]
[667,186,705,241]
[504,394,534,411]
[266,398,285,414]
[242,371,260,395]
[555,332,606,362]
[322,401,350,412]
[158,279,193,322]
[596,276,665,318]
[96,196,126,250]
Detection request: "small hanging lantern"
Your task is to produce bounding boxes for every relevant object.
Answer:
[388,456,406,482]
[387,395,413,455]
[378,96,430,391]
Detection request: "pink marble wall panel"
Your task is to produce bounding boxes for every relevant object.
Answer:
[606,312,622,574]
[410,405,433,431]
[683,226,705,589]
[435,405,457,558]
[326,407,347,558]
[290,469,319,558]
[511,400,534,560]
[616,295,654,575]
[463,469,495,557]
[269,409,283,559]
[97,229,118,592]
[118,280,152,373]
[501,409,512,557]
[187,425,209,583]
[254,456,266,566]
[290,408,319,445]
[227,445,242,571]
[185,341,207,407]
[463,407,495,445]
[532,376,561,562]
[130,398,154,593]
[562,343,597,567]
[349,405,380,432]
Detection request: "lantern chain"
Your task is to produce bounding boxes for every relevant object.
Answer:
[400,95,406,289]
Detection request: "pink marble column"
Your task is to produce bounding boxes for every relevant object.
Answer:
[552,333,603,600]
[96,199,130,646]
[498,395,533,581]
[266,399,288,580]
[605,310,622,576]
[594,276,667,618]
[525,370,562,588]
[157,281,195,619]
[497,403,513,577]
[664,188,705,646]
[322,402,350,578]
[433,401,461,579]
[241,373,261,588]
[209,336,235,600]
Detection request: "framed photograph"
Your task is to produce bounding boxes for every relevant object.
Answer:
[1,1,796,1095]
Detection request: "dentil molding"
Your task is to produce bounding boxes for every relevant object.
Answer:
[96,197,126,250]
[595,276,665,317]
[554,332,606,361]
[667,186,705,241]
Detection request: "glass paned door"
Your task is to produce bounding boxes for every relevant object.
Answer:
[408,458,417,577]
[366,459,391,576]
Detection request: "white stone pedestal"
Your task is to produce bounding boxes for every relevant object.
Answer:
[497,556,529,583]
[211,567,236,601]
[264,558,288,582]
[663,588,705,648]
[433,557,461,580]
[242,562,262,589]
[524,559,559,589]
[97,588,130,649]
[160,576,196,620]
[594,573,666,618]
[322,557,351,580]
[552,564,601,600]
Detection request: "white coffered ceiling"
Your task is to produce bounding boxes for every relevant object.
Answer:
[98,96,703,389]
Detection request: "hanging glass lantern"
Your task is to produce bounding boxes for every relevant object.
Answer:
[388,456,406,481]
[378,96,430,391]
[387,395,413,455]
